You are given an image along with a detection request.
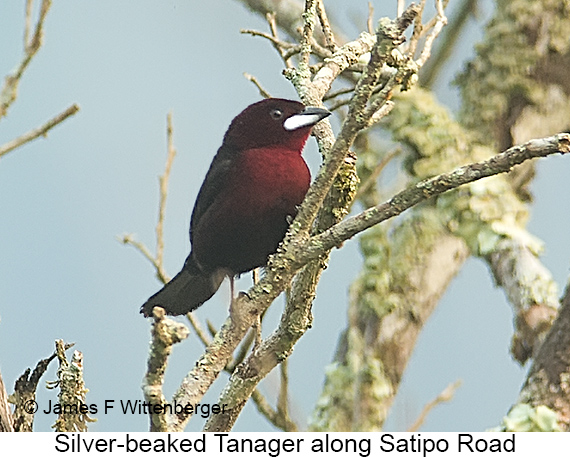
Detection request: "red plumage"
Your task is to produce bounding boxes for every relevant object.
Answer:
[141,98,330,316]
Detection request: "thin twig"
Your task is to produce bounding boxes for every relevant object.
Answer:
[188,311,255,374]
[251,389,298,431]
[186,314,211,347]
[323,86,355,102]
[355,147,402,200]
[418,0,451,40]
[397,0,405,17]
[240,28,296,49]
[266,12,280,44]
[120,114,177,285]
[120,234,168,281]
[277,359,290,419]
[24,0,33,48]
[420,0,470,87]
[0,371,13,432]
[407,0,427,58]
[416,0,448,67]
[206,320,218,338]
[156,113,177,277]
[243,73,272,99]
[1,0,53,119]
[266,12,295,68]
[316,0,336,52]
[0,104,79,159]
[27,0,51,52]
[367,2,374,35]
[247,358,299,432]
[408,380,462,432]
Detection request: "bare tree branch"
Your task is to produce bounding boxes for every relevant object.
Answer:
[165,6,421,431]
[126,1,570,433]
[0,104,80,159]
[251,388,298,431]
[0,0,52,120]
[316,0,336,52]
[120,112,177,285]
[0,371,14,432]
[176,129,569,431]
[142,308,189,432]
[302,134,570,261]
[487,238,559,363]
[507,280,570,431]
[236,0,305,35]
[408,380,462,432]
[49,341,95,432]
[243,73,272,99]
[147,0,570,430]
[9,342,74,432]
[312,82,564,430]
[155,113,176,282]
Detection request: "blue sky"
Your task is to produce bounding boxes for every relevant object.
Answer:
[1,1,569,432]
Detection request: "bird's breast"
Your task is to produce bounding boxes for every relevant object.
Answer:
[191,147,310,274]
[231,147,310,214]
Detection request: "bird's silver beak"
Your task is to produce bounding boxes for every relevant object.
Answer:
[283,106,331,131]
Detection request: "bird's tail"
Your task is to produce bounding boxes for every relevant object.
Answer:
[140,256,225,317]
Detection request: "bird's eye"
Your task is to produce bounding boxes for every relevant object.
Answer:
[270,109,283,120]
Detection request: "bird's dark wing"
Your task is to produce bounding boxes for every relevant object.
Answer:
[190,145,235,244]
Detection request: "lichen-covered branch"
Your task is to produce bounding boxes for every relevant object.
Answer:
[310,220,469,431]
[388,89,559,364]
[203,256,329,432]
[456,0,570,206]
[152,0,570,431]
[486,238,559,363]
[302,133,570,261]
[288,3,421,239]
[143,308,189,432]
[207,155,358,431]
[8,342,72,432]
[457,0,570,152]
[310,88,567,430]
[165,4,421,431]
[129,1,570,433]
[167,112,569,432]
[502,280,570,431]
[49,340,95,432]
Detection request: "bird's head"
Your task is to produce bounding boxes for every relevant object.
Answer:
[223,98,331,152]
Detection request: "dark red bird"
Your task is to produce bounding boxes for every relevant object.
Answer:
[141,98,330,316]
